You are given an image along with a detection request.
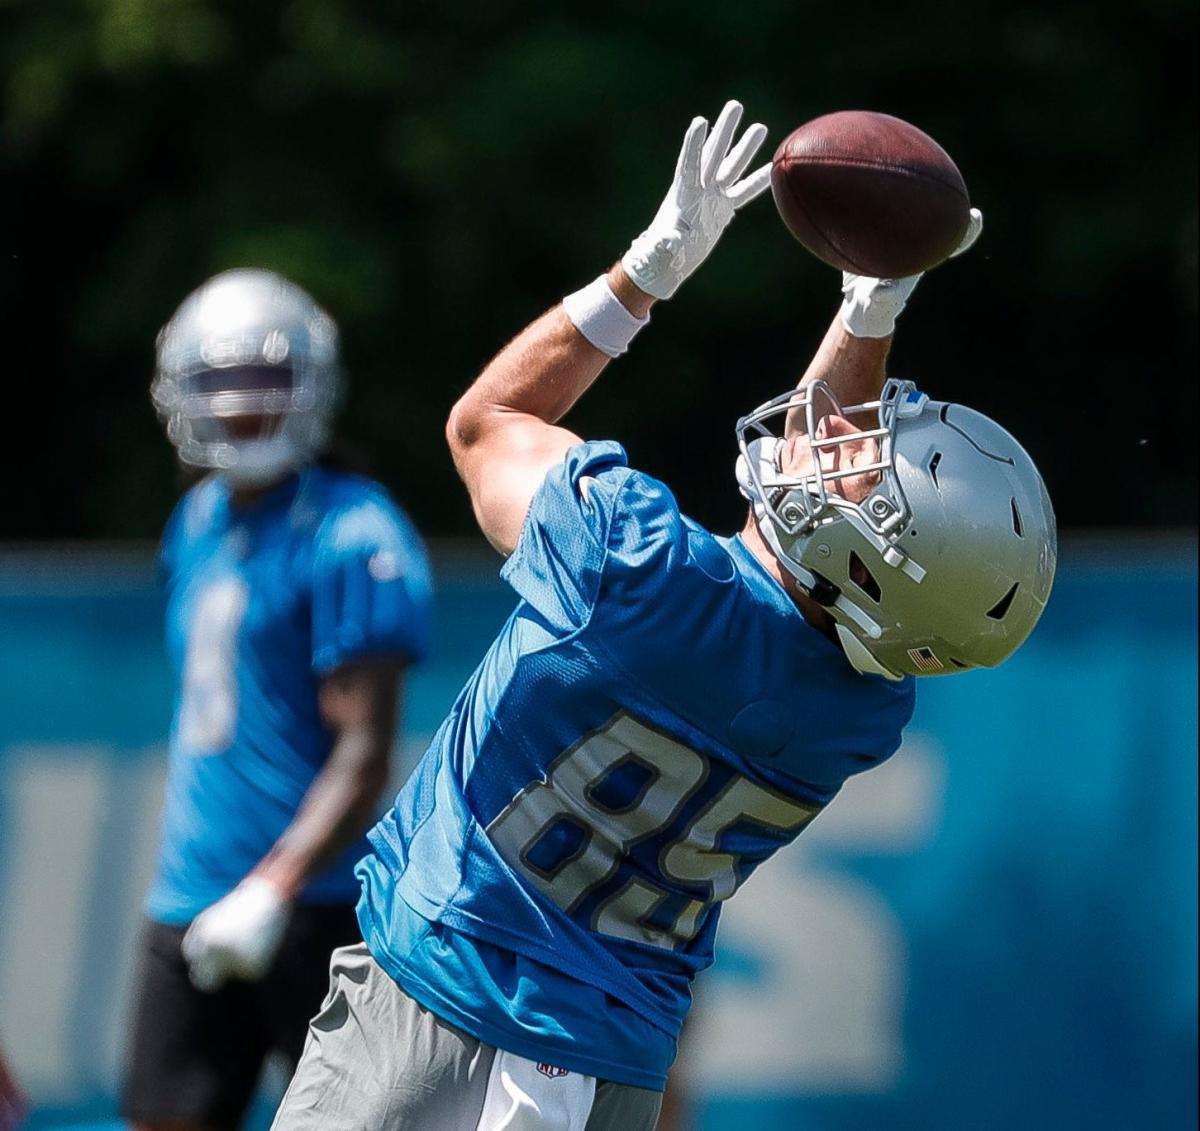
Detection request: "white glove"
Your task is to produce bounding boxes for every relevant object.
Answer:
[181,874,291,992]
[621,100,771,300]
[840,207,984,339]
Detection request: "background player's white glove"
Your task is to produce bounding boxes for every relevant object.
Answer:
[621,100,771,300]
[840,207,984,339]
[181,874,291,992]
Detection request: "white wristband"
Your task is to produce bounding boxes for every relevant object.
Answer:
[562,276,649,358]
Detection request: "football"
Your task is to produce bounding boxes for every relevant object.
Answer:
[770,110,970,277]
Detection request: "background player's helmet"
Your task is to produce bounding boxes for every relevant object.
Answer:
[152,268,342,486]
[736,379,1057,679]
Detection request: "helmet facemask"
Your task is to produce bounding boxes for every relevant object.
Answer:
[152,270,342,487]
[737,379,930,674]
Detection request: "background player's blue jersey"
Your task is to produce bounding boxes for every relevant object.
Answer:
[358,441,914,1089]
[147,466,432,925]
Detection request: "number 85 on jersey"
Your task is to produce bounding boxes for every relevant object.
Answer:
[488,713,821,952]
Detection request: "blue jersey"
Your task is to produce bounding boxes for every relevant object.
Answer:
[358,442,914,1089]
[147,466,432,925]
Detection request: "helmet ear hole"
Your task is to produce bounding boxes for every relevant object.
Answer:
[1010,498,1024,537]
[848,551,882,602]
[928,451,943,490]
[986,582,1019,621]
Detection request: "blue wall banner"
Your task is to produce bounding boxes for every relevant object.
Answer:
[1,538,1195,1131]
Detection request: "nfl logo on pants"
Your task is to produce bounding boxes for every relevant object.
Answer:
[536,1063,570,1079]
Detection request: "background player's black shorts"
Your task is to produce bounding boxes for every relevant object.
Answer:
[121,902,360,1130]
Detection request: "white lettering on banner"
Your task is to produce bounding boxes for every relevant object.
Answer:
[0,747,166,1101]
[679,735,944,1094]
[0,749,109,1095]
[0,732,939,1102]
[98,755,167,1084]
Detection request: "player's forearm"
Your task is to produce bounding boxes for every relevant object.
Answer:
[448,307,608,454]
[445,264,654,557]
[257,662,401,900]
[788,316,892,433]
[447,264,653,451]
[255,725,390,899]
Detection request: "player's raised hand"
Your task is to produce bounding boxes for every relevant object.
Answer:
[841,207,984,339]
[181,874,291,992]
[621,100,771,300]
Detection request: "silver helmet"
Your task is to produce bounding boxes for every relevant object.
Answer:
[736,378,1057,679]
[152,268,342,486]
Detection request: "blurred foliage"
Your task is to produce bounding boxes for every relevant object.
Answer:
[1,0,1195,539]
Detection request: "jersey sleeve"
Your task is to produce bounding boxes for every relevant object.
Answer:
[310,490,434,675]
[499,440,686,633]
[499,441,631,632]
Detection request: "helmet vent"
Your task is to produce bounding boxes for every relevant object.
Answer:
[928,451,943,489]
[986,582,1020,621]
[848,551,882,602]
[949,658,973,669]
[1010,498,1024,537]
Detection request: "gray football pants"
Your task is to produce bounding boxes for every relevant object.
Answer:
[271,944,663,1131]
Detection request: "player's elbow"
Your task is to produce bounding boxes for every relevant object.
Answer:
[358,754,391,808]
[447,396,515,486]
[446,396,486,462]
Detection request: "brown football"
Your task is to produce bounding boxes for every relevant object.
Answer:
[771,111,970,277]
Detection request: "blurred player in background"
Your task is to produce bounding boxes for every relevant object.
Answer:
[274,101,1055,1131]
[121,269,433,1131]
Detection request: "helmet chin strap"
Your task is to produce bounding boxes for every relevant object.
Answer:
[218,434,305,488]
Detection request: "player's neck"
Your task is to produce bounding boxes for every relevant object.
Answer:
[740,515,838,641]
[224,471,296,511]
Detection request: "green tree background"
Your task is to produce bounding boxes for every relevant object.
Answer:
[2,0,1195,540]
